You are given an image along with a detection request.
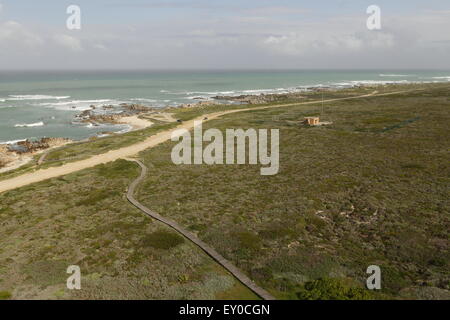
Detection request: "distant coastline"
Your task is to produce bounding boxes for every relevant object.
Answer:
[1,70,449,145]
[1,80,448,173]
[1,71,450,173]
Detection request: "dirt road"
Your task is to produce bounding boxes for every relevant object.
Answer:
[0,89,407,194]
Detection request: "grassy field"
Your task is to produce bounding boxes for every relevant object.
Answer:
[0,160,257,300]
[0,83,448,300]
[134,84,450,299]
[0,83,420,182]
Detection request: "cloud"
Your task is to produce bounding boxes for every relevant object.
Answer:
[262,30,396,56]
[53,34,83,51]
[1,3,450,70]
[93,43,107,50]
[109,1,233,10]
[0,21,44,48]
[243,6,309,16]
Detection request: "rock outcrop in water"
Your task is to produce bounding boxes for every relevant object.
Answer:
[120,103,153,112]
[75,103,154,125]
[213,93,306,104]
[0,137,72,170]
[176,100,220,109]
[6,137,71,154]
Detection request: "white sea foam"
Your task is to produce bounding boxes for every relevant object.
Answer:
[36,99,118,111]
[333,80,411,86]
[432,76,450,80]
[162,90,238,96]
[8,95,70,101]
[14,121,45,128]
[96,133,111,138]
[115,125,133,134]
[130,98,158,103]
[0,138,28,145]
[379,74,414,77]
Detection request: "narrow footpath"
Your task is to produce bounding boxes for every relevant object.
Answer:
[126,159,276,300]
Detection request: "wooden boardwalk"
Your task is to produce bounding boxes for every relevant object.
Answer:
[126,159,276,300]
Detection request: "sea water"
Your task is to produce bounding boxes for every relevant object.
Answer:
[0,69,449,143]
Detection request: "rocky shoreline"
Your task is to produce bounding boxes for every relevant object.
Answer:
[0,82,394,172]
[0,137,71,171]
[0,102,176,172]
[212,92,307,104]
[74,103,155,126]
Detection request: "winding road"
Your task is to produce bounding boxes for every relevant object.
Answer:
[0,88,412,194]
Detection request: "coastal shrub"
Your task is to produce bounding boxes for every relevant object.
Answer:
[296,278,373,300]
[219,231,262,262]
[0,291,12,300]
[22,260,68,287]
[96,160,137,179]
[231,231,262,260]
[258,223,297,240]
[234,231,261,251]
[267,251,338,280]
[141,230,184,250]
[75,189,119,206]
[380,265,412,294]
[401,163,425,170]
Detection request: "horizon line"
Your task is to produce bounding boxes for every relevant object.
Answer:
[1,68,450,73]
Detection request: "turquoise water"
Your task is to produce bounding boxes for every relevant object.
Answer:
[1,70,449,143]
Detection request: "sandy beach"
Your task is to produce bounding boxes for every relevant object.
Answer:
[117,115,154,130]
[0,138,72,174]
[0,110,181,173]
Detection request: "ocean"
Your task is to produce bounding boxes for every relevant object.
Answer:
[0,70,449,144]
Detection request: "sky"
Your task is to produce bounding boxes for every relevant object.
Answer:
[0,0,449,70]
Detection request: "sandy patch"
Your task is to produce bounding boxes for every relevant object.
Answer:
[144,112,177,123]
[0,139,72,174]
[0,155,33,174]
[117,115,154,130]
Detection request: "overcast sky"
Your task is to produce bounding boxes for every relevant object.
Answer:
[0,0,449,70]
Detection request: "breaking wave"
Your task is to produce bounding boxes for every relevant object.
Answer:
[379,74,414,77]
[7,95,70,101]
[0,139,28,145]
[14,121,45,128]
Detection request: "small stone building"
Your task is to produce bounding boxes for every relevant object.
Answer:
[304,117,320,126]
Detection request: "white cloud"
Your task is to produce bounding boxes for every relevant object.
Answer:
[0,21,44,48]
[244,6,309,16]
[262,30,396,56]
[53,34,83,51]
[1,5,449,69]
[93,43,107,50]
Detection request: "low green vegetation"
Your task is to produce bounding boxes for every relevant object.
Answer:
[0,291,12,300]
[134,84,450,299]
[296,278,374,300]
[141,230,185,250]
[0,159,255,299]
[0,82,420,182]
[0,83,448,300]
